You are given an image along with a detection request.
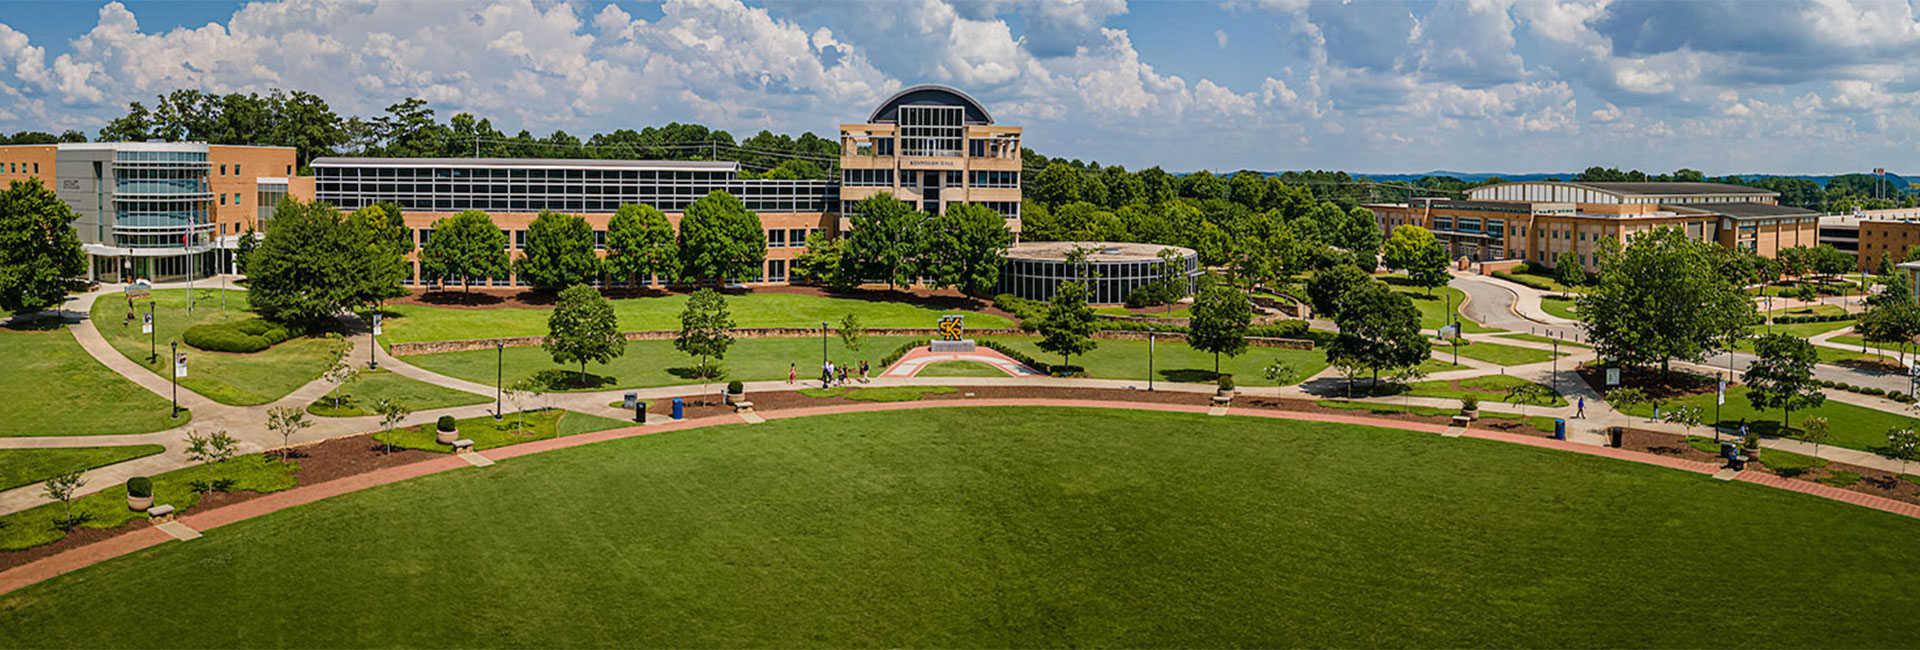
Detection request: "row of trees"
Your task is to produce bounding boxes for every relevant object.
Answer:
[793,194,1012,297]
[94,90,837,176]
[1307,265,1431,390]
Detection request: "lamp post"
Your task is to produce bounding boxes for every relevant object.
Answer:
[169,340,179,419]
[821,321,830,388]
[1148,332,1156,392]
[148,300,156,363]
[368,310,379,370]
[1551,337,1559,393]
[494,340,504,421]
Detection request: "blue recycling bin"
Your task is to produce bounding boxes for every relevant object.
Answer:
[671,397,684,420]
[1553,418,1566,440]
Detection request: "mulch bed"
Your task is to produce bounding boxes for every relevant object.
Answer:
[1622,426,1920,505]
[0,433,441,573]
[1576,364,1718,402]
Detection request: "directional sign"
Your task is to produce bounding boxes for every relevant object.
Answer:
[141,313,153,335]
[372,313,384,336]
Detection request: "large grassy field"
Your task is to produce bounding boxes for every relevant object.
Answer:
[0,324,187,437]
[378,292,1014,344]
[0,445,165,492]
[89,289,343,406]
[979,336,1330,384]
[1436,340,1563,366]
[4,408,1918,647]
[402,335,927,392]
[1617,384,1917,452]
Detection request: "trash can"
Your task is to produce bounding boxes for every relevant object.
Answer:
[1607,426,1624,448]
[671,397,684,420]
[634,400,647,424]
[1553,418,1566,440]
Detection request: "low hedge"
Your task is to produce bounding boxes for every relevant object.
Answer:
[126,477,152,498]
[978,339,1057,376]
[1492,271,1557,292]
[182,318,293,353]
[1770,313,1856,324]
[1818,379,1916,402]
[878,340,920,369]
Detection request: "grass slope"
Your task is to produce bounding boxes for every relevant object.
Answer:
[0,445,165,492]
[403,336,925,392]
[90,289,342,406]
[979,336,1329,384]
[376,409,630,452]
[0,325,186,437]
[4,408,1919,647]
[1437,340,1563,366]
[0,453,296,550]
[1382,276,1498,333]
[379,292,1013,344]
[1617,384,1913,453]
[915,360,1009,377]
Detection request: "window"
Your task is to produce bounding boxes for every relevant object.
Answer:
[897,105,963,157]
[235,165,241,176]
[220,164,227,176]
[842,169,894,186]
[219,194,227,206]
[595,231,607,250]
[767,259,787,283]
[767,229,786,248]
[514,230,526,249]
[970,171,1019,188]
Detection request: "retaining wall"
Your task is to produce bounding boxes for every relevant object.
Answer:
[387,327,1315,355]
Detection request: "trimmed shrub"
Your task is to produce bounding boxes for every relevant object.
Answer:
[126,476,152,498]
[1863,387,1886,396]
[1461,394,1481,410]
[436,415,457,432]
[726,380,744,394]
[978,339,1051,375]
[1492,271,1557,292]
[1218,374,1236,390]
[1838,383,1854,391]
[1248,320,1309,338]
[182,318,293,353]
[878,340,920,368]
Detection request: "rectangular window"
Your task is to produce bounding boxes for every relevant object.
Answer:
[767,259,787,283]
[514,230,526,249]
[594,231,607,250]
[789,228,809,246]
[220,164,227,176]
[767,229,786,248]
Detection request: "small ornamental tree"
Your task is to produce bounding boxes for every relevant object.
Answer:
[375,399,412,455]
[1886,427,1919,474]
[321,352,360,409]
[43,470,85,530]
[675,288,735,380]
[0,178,86,318]
[1743,333,1825,430]
[515,211,602,291]
[1035,281,1099,372]
[838,313,866,364]
[1188,284,1252,374]
[1665,405,1703,437]
[544,284,625,385]
[1796,416,1831,455]
[1263,359,1296,401]
[266,406,311,462]
[183,428,239,465]
[604,204,679,288]
[419,210,510,292]
[1607,387,1648,419]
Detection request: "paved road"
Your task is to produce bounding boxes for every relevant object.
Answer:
[1451,274,1584,340]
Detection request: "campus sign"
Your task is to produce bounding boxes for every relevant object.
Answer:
[937,315,964,341]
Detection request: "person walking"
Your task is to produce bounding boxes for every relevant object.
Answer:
[1575,396,1585,419]
[859,360,870,382]
[788,363,797,385]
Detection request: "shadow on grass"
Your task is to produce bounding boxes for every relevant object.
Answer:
[2,315,67,331]
[531,369,619,390]
[1160,369,1225,383]
[663,366,727,382]
[415,291,507,307]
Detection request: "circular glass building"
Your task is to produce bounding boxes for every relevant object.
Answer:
[996,241,1199,305]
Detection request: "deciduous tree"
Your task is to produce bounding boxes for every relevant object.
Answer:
[917,202,1012,297]
[1035,281,1099,371]
[1743,333,1825,429]
[1188,284,1252,374]
[419,210,510,292]
[677,191,766,283]
[0,178,86,317]
[545,284,625,385]
[516,211,601,291]
[846,193,924,290]
[1324,282,1429,388]
[675,288,734,379]
[1577,227,1756,377]
[604,204,678,288]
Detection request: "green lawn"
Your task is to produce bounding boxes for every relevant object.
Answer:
[1381,276,1497,333]
[915,360,1008,377]
[305,369,491,417]
[1094,305,1191,319]
[1405,375,1567,406]
[376,409,630,452]
[379,292,1013,344]
[7,407,1920,647]
[1436,340,1564,366]
[0,325,188,437]
[90,289,344,406]
[979,336,1329,384]
[798,385,959,402]
[1540,296,1580,320]
[1763,304,1847,320]
[1617,384,1919,453]
[0,445,165,492]
[1496,333,1590,349]
[0,453,296,550]
[403,336,926,393]
[1418,357,1471,373]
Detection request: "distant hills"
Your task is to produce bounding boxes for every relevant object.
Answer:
[1359,171,1910,190]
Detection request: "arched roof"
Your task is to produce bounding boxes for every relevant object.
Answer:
[866,84,994,125]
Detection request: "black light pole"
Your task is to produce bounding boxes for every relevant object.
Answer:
[1714,371,1724,443]
[368,311,379,370]
[821,321,830,387]
[1148,332,1156,392]
[1552,338,1559,393]
[169,340,179,418]
[147,300,156,362]
[494,340,504,421]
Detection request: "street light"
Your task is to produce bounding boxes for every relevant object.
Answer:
[494,340,504,421]
[148,300,156,363]
[368,310,379,370]
[169,340,179,419]
[821,321,830,387]
[1148,332,1156,392]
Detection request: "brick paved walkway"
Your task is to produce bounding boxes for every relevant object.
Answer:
[4,398,1916,598]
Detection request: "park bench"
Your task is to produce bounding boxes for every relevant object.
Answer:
[1450,415,1471,427]
[732,400,754,414]
[452,439,475,453]
[147,504,176,524]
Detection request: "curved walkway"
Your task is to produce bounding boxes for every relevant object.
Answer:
[880,346,1042,377]
[4,397,1917,599]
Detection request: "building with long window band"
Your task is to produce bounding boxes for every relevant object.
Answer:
[0,141,298,282]
[0,83,1021,287]
[996,242,1199,305]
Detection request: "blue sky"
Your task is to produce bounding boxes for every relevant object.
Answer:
[1,0,1916,175]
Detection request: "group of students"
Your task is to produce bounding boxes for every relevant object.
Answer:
[789,360,869,387]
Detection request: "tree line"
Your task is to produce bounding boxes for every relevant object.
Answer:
[793,193,1012,298]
